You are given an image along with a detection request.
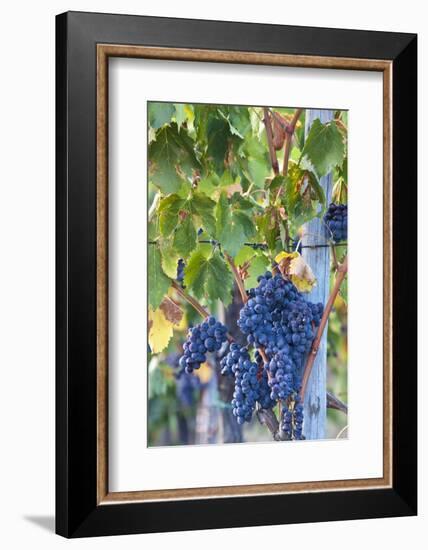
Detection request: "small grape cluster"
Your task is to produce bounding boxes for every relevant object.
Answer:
[266,351,298,401]
[221,344,260,424]
[176,259,185,286]
[281,401,304,440]
[324,202,347,243]
[179,316,228,374]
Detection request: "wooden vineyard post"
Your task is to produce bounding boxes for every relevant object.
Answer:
[301,109,334,440]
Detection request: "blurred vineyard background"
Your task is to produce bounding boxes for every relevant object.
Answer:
[147,102,348,446]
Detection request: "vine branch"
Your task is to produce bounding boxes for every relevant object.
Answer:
[256,407,285,441]
[224,252,248,304]
[262,107,279,176]
[282,108,303,176]
[299,255,348,402]
[171,280,209,319]
[326,391,348,414]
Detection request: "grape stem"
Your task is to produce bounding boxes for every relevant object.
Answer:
[224,252,248,305]
[300,255,348,402]
[171,280,209,319]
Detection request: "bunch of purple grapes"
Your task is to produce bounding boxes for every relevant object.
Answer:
[324,202,347,242]
[238,272,322,370]
[281,400,304,440]
[177,269,324,439]
[221,344,260,424]
[179,316,228,374]
[234,271,323,437]
[176,259,185,287]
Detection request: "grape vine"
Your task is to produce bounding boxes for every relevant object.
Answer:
[147,103,348,444]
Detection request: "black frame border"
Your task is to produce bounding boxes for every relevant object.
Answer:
[56,11,417,538]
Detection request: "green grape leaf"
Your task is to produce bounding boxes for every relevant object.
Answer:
[215,192,256,257]
[148,102,175,130]
[301,119,345,177]
[148,246,171,309]
[256,206,278,251]
[182,249,206,298]
[158,194,185,236]
[184,247,233,305]
[174,103,186,129]
[307,171,326,211]
[237,134,270,188]
[149,123,199,194]
[193,104,215,143]
[214,192,229,235]
[247,157,268,188]
[148,214,160,241]
[269,175,287,195]
[198,174,221,196]
[282,163,322,232]
[188,192,216,236]
[234,246,256,267]
[159,239,180,278]
[227,106,252,138]
[245,255,270,289]
[173,215,197,257]
[206,115,230,174]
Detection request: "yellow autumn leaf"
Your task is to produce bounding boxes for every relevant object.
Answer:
[184,104,194,124]
[148,307,174,353]
[274,251,316,293]
[174,313,187,332]
[275,251,299,264]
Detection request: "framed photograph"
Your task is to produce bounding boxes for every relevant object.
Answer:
[56,11,417,538]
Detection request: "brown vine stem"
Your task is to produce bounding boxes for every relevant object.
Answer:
[224,252,248,304]
[326,391,348,414]
[269,107,302,250]
[263,107,279,176]
[256,407,284,441]
[171,280,209,319]
[299,255,348,402]
[282,108,303,176]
